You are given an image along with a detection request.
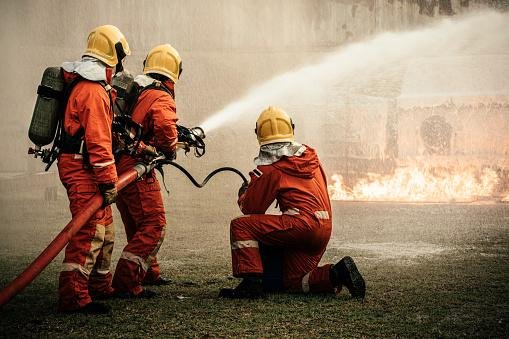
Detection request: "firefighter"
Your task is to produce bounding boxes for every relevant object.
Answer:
[220,106,366,299]
[111,44,182,298]
[57,25,130,313]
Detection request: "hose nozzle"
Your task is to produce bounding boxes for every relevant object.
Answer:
[176,125,206,157]
[189,126,205,139]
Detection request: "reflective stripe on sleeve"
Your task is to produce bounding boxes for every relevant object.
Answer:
[314,211,330,220]
[120,251,150,271]
[252,169,263,177]
[91,160,115,168]
[294,145,307,156]
[61,263,91,277]
[283,208,300,216]
[301,272,311,293]
[94,269,111,275]
[232,215,251,221]
[231,240,259,250]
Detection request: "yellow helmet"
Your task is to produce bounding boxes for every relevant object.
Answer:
[143,44,182,83]
[255,106,295,145]
[83,25,130,67]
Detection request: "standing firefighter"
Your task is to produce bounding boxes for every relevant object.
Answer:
[112,44,182,298]
[220,106,366,298]
[57,25,130,313]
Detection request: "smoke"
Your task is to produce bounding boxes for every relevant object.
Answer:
[200,11,509,133]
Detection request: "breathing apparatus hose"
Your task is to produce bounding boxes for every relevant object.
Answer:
[158,160,248,187]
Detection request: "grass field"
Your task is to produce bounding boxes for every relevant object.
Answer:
[0,191,508,337]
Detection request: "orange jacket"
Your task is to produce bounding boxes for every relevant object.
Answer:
[238,145,332,221]
[130,80,178,156]
[62,71,117,184]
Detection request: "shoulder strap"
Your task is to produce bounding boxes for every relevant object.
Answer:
[124,80,174,117]
[143,80,174,99]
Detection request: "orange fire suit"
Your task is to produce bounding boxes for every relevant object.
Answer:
[230,145,336,293]
[112,80,178,295]
[57,70,117,312]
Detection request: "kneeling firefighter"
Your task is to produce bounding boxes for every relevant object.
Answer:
[220,106,366,298]
[56,25,130,313]
[111,44,182,298]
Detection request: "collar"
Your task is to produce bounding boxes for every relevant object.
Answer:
[134,74,175,98]
[134,74,155,87]
[134,75,175,89]
[61,57,112,83]
[254,142,306,166]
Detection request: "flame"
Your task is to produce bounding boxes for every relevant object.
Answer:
[328,167,500,202]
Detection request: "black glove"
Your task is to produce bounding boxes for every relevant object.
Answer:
[238,182,248,198]
[163,151,176,161]
[98,183,117,206]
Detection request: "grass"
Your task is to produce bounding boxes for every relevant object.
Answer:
[0,198,508,337]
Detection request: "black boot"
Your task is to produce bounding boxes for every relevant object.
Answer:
[219,276,264,299]
[330,256,366,298]
[142,277,172,286]
[113,289,157,299]
[60,301,111,315]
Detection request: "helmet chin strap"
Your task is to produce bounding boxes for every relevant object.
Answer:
[114,42,127,73]
[115,63,123,74]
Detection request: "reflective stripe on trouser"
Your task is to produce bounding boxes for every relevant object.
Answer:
[229,213,332,294]
[57,178,115,311]
[299,264,335,293]
[113,155,166,294]
[88,222,115,298]
[112,226,165,295]
[113,162,166,294]
[143,259,162,284]
[58,219,115,310]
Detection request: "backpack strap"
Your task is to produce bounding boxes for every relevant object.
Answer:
[111,79,174,158]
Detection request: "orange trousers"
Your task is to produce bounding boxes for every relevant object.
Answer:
[230,213,335,293]
[112,156,166,295]
[57,154,115,311]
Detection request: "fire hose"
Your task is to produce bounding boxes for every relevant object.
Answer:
[159,160,248,188]
[0,159,247,307]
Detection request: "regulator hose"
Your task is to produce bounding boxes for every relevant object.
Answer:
[158,160,248,188]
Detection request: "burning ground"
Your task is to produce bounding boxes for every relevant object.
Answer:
[328,166,505,202]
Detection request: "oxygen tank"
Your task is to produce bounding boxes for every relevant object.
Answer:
[111,71,135,116]
[28,67,65,147]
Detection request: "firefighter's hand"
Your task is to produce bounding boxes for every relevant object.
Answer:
[176,142,191,154]
[163,151,176,161]
[99,183,117,206]
[140,145,159,163]
[238,182,248,197]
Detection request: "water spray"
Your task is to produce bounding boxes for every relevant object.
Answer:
[199,11,509,134]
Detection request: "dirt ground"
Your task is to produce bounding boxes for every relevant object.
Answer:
[0,180,508,337]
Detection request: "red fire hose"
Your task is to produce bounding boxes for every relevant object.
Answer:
[0,163,151,307]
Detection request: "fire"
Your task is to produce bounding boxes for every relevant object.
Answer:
[328,167,500,202]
